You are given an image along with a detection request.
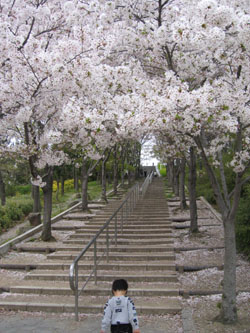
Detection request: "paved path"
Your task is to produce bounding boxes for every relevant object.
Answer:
[0,312,182,333]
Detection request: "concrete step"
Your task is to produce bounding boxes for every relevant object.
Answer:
[72,224,172,229]
[16,245,174,253]
[33,262,176,272]
[63,239,174,246]
[46,253,176,261]
[10,286,179,297]
[69,233,173,240]
[24,272,178,283]
[73,228,172,234]
[0,296,181,315]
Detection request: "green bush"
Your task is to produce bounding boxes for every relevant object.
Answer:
[196,170,216,205]
[236,224,250,258]
[236,185,250,258]
[5,202,24,221]
[16,184,32,195]
[0,199,33,233]
[5,184,16,197]
[19,201,33,215]
[0,206,12,230]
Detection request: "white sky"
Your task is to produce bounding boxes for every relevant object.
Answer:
[140,138,159,166]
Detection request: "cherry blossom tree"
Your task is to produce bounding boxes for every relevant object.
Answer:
[0,0,100,239]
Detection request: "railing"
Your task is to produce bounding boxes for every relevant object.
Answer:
[140,171,154,197]
[69,182,140,321]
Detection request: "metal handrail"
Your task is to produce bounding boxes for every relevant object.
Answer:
[140,171,154,197]
[69,182,140,321]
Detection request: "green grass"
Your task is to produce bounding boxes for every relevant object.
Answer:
[158,164,167,177]
[51,180,113,217]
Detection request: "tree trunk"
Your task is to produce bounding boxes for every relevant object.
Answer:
[32,185,41,213]
[128,169,132,186]
[101,158,107,202]
[61,175,65,196]
[101,150,111,202]
[81,158,89,211]
[179,157,187,210]
[41,167,53,241]
[74,166,79,192]
[168,160,174,190]
[121,145,126,187]
[113,145,118,196]
[174,159,180,196]
[0,170,6,206]
[56,179,60,201]
[189,147,198,233]
[220,215,237,323]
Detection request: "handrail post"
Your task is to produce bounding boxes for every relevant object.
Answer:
[121,208,123,234]
[94,240,97,285]
[106,227,109,263]
[115,215,117,247]
[129,194,132,215]
[75,263,79,321]
[126,201,128,223]
[70,182,144,322]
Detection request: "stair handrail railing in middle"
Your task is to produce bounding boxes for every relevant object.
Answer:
[69,182,140,321]
[140,170,154,197]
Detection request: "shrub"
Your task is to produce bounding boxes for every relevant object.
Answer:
[64,179,74,191]
[52,179,75,192]
[19,201,33,215]
[16,184,32,195]
[236,185,250,258]
[5,184,16,197]
[0,199,33,233]
[5,202,24,223]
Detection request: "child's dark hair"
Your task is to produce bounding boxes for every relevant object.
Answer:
[112,279,128,291]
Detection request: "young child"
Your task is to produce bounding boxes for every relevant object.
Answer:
[100,279,140,333]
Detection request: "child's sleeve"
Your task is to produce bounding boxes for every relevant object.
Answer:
[127,297,139,330]
[101,300,112,332]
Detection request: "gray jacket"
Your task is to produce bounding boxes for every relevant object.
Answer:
[101,295,139,331]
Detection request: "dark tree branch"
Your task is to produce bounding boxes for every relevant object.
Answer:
[18,17,35,51]
[32,77,48,98]
[34,25,62,37]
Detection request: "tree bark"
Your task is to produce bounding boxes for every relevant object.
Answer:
[56,179,60,201]
[74,166,79,192]
[113,144,118,196]
[60,175,65,196]
[101,159,107,202]
[81,158,89,211]
[121,145,125,187]
[41,166,53,241]
[101,150,111,202]
[188,147,198,233]
[32,185,41,213]
[174,159,180,196]
[220,215,237,323]
[168,160,174,190]
[0,170,6,206]
[179,157,187,210]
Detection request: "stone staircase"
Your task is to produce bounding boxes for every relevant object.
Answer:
[0,179,181,316]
